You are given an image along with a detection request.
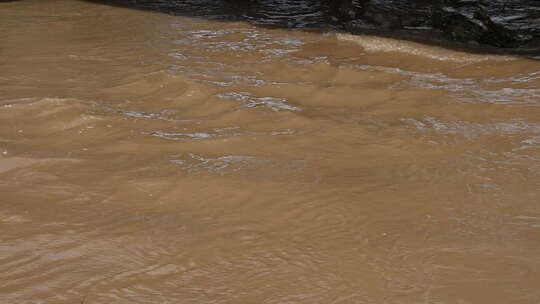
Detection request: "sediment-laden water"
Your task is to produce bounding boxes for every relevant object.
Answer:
[1,1,539,303]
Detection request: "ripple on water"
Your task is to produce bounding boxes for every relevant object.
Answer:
[355,64,540,105]
[461,87,540,105]
[217,91,301,111]
[120,110,192,122]
[149,128,296,142]
[402,117,540,139]
[170,153,266,175]
[402,116,540,178]
[511,216,540,228]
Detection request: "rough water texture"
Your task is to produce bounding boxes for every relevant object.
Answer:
[1,1,540,304]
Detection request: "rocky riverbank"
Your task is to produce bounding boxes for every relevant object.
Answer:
[325,0,540,50]
[80,0,540,53]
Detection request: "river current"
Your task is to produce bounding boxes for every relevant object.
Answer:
[1,1,540,303]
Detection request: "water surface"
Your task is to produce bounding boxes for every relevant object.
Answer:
[1,1,540,303]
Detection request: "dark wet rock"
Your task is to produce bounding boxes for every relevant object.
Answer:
[327,0,405,30]
[327,0,366,21]
[85,0,540,51]
[363,1,402,29]
[432,4,529,47]
[432,7,487,42]
[326,0,540,48]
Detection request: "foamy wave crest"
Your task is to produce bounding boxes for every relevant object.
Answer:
[336,33,515,62]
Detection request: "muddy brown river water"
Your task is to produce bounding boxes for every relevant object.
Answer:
[1,1,540,303]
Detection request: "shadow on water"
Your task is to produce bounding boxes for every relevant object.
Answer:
[58,0,538,58]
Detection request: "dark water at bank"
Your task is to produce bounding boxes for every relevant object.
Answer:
[1,0,540,303]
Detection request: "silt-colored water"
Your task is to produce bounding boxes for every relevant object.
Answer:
[1,1,540,303]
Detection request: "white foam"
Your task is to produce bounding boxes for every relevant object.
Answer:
[336,33,515,62]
